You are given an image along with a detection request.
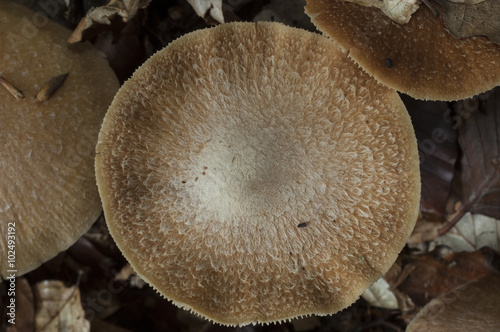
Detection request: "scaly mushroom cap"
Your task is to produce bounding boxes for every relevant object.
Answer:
[0,1,119,277]
[96,22,420,325]
[305,0,500,101]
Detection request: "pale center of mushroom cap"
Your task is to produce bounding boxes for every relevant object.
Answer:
[183,108,326,219]
[152,83,373,235]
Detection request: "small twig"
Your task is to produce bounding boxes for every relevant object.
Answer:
[0,75,25,100]
[37,72,70,102]
[438,171,497,236]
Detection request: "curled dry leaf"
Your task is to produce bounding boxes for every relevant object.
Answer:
[34,280,90,332]
[432,0,500,43]
[187,0,224,24]
[68,0,152,43]
[344,0,419,24]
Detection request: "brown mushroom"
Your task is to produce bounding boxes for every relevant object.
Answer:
[305,0,500,101]
[0,1,119,278]
[406,273,500,331]
[95,22,421,325]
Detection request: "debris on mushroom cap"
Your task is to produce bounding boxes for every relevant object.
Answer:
[406,273,500,331]
[95,22,421,325]
[305,0,500,101]
[0,1,119,278]
[344,0,419,24]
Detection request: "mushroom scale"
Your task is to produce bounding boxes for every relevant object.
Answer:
[96,22,420,325]
[305,0,500,101]
[0,1,119,277]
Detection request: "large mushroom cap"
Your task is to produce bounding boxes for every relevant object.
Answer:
[305,0,500,101]
[0,1,119,277]
[96,22,420,325]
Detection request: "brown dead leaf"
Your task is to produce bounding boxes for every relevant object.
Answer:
[407,273,500,331]
[68,0,151,43]
[439,88,500,235]
[187,0,224,24]
[404,96,458,223]
[394,247,499,307]
[432,0,500,43]
[34,280,89,332]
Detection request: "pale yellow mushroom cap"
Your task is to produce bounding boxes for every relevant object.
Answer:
[0,1,119,277]
[96,22,420,325]
[305,0,500,101]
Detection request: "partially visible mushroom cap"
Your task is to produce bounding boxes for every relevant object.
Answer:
[407,273,500,331]
[95,22,420,325]
[0,1,119,277]
[305,0,500,101]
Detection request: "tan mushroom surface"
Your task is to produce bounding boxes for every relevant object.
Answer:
[305,0,500,101]
[406,273,500,331]
[95,22,421,325]
[0,1,119,278]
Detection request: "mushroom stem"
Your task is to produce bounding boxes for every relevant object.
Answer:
[0,75,25,100]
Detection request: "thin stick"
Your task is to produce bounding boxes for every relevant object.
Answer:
[0,75,25,100]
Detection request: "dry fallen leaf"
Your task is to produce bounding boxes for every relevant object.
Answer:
[403,96,458,243]
[344,0,420,23]
[439,88,500,235]
[394,247,499,307]
[404,96,458,222]
[68,0,152,43]
[406,273,500,331]
[432,213,500,252]
[187,0,224,24]
[34,280,90,332]
[432,0,500,43]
